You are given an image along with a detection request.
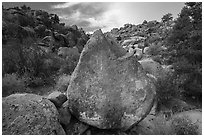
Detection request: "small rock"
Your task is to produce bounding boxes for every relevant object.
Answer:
[58,101,71,126]
[47,91,67,108]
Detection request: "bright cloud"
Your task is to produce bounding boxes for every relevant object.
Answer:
[51,2,125,33]
[50,2,184,33]
[51,2,81,9]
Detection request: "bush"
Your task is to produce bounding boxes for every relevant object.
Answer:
[22,74,45,87]
[55,74,71,93]
[155,73,180,111]
[146,43,163,56]
[2,73,30,97]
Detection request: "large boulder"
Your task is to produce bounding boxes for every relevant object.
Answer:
[2,93,65,135]
[67,29,156,130]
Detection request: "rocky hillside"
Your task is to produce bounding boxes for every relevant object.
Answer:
[107,19,174,64]
[2,5,90,97]
[2,2,202,135]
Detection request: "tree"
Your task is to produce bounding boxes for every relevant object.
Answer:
[161,13,173,23]
[166,2,202,100]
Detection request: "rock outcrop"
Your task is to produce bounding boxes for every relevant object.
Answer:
[2,93,65,135]
[67,29,156,130]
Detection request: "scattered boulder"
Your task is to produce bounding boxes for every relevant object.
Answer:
[65,31,77,47]
[2,93,65,135]
[67,29,156,130]
[58,47,80,59]
[134,48,143,60]
[143,46,150,54]
[58,101,72,126]
[169,109,202,135]
[139,58,165,80]
[47,91,67,108]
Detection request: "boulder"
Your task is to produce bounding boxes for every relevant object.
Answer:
[138,58,165,80]
[134,48,143,60]
[58,47,80,59]
[58,101,72,126]
[143,47,150,54]
[75,38,86,53]
[128,113,172,135]
[47,91,67,108]
[2,93,65,135]
[65,32,77,47]
[169,109,202,135]
[67,29,156,130]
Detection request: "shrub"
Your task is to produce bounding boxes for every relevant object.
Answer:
[55,74,71,93]
[155,73,180,111]
[2,73,30,97]
[22,74,45,88]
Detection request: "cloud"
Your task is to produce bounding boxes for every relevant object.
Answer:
[51,2,81,9]
[51,2,122,33]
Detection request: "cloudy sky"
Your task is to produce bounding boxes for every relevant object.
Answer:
[3,2,185,33]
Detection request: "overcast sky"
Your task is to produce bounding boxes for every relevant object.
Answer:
[3,2,185,33]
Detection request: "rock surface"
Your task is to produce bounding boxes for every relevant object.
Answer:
[47,91,67,108]
[67,29,156,130]
[2,93,65,135]
[139,58,166,80]
[63,116,89,135]
[58,46,80,59]
[169,109,202,135]
[128,114,172,135]
[58,101,72,126]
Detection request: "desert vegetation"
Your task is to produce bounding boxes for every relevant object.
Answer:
[2,2,202,135]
